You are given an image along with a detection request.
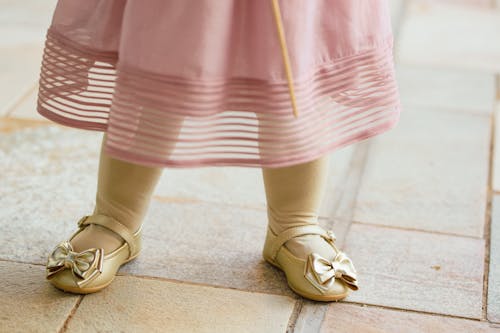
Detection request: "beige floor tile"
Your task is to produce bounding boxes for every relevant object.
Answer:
[5,107,357,224]
[397,0,500,73]
[66,275,296,333]
[343,223,485,318]
[353,106,490,237]
[322,303,498,333]
[389,0,406,32]
[488,195,500,323]
[153,143,356,220]
[0,125,315,297]
[292,301,329,333]
[154,165,265,209]
[0,0,57,115]
[0,116,51,132]
[0,126,102,263]
[492,103,500,192]
[497,74,500,101]
[6,83,49,121]
[0,0,56,41]
[0,261,79,333]
[120,199,326,297]
[0,45,45,115]
[438,0,494,8]
[396,64,496,114]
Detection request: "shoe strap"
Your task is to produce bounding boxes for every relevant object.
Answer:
[269,224,330,261]
[77,214,138,259]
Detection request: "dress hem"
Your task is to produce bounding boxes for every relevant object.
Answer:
[38,102,401,169]
[37,25,402,169]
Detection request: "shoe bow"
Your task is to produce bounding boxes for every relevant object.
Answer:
[304,251,359,292]
[46,240,104,288]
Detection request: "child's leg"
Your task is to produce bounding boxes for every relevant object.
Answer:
[70,132,164,253]
[261,153,337,259]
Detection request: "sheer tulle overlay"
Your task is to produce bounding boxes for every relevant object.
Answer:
[37,0,401,168]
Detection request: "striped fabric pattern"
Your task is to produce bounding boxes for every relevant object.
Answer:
[37,1,401,168]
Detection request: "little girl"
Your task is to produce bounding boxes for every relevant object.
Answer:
[41,0,400,302]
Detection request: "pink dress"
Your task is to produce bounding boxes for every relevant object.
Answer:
[37,0,401,168]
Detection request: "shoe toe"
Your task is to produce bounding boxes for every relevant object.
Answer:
[47,269,81,292]
[263,224,358,302]
[277,248,351,301]
[45,214,143,294]
[295,272,350,300]
[324,279,350,296]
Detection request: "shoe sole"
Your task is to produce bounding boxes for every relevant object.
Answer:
[263,254,349,302]
[49,251,140,294]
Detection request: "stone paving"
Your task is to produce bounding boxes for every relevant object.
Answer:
[0,0,499,332]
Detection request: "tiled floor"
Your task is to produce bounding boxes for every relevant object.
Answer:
[1,0,499,332]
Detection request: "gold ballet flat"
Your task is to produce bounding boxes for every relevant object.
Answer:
[45,214,142,294]
[262,224,359,302]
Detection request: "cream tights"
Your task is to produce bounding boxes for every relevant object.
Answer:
[261,153,337,260]
[70,133,164,253]
[70,133,334,261]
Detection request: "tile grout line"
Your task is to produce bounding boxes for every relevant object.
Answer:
[0,253,493,321]
[481,78,498,321]
[58,295,84,333]
[336,143,371,247]
[1,256,492,324]
[2,82,38,117]
[0,256,86,331]
[394,106,495,117]
[497,75,500,101]
[334,301,493,324]
[54,268,500,324]
[116,272,301,299]
[290,141,373,333]
[288,1,410,324]
[0,257,45,266]
[392,0,410,57]
[328,0,410,244]
[152,195,268,213]
[153,194,340,221]
[350,220,486,240]
[329,142,371,246]
[286,300,303,333]
[1,257,304,301]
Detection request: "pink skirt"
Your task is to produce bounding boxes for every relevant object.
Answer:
[37,0,401,168]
